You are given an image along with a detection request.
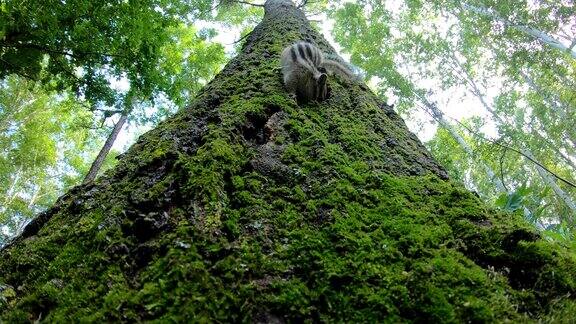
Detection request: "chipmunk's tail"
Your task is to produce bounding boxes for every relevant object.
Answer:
[320,59,360,81]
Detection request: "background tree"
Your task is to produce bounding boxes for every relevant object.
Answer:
[328,0,576,237]
[0,3,227,236]
[1,0,204,104]
[1,0,227,181]
[0,76,103,246]
[82,25,226,183]
[1,0,575,321]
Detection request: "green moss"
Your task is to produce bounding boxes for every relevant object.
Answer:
[1,2,575,322]
[1,169,575,322]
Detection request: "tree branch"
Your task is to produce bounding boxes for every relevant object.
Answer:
[0,57,39,81]
[498,147,510,192]
[227,32,251,45]
[232,0,265,7]
[0,43,128,60]
[449,116,576,189]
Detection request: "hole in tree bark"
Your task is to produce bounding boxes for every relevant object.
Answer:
[241,105,281,145]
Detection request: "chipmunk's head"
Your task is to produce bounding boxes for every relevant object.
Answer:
[314,68,329,101]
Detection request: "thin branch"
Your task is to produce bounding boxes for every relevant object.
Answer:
[449,116,576,189]
[211,1,222,11]
[227,32,251,45]
[297,0,309,9]
[233,0,265,7]
[498,147,509,192]
[0,57,39,81]
[51,57,82,84]
[1,43,127,60]
[212,0,264,12]
[93,108,124,114]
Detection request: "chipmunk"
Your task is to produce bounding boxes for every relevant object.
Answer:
[280,42,356,104]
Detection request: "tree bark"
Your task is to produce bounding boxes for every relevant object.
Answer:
[82,111,128,184]
[1,0,574,322]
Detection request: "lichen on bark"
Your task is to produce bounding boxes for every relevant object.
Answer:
[1,0,575,322]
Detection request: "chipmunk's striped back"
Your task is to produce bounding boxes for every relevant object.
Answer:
[287,42,324,75]
[280,41,356,104]
[281,42,328,104]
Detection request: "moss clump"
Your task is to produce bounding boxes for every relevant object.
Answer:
[2,167,574,322]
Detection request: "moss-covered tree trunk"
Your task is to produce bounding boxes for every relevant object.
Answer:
[1,0,575,322]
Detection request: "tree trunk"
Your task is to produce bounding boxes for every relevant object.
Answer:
[1,0,575,322]
[461,3,576,59]
[419,96,536,220]
[523,149,576,223]
[82,111,128,184]
[447,57,576,219]
[519,70,566,118]
[531,126,576,173]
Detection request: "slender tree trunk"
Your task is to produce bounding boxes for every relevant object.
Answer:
[481,42,576,149]
[523,149,576,224]
[519,70,576,148]
[1,1,574,322]
[4,167,22,207]
[82,111,128,184]
[414,54,540,218]
[27,185,41,208]
[463,80,576,216]
[419,95,505,191]
[519,70,566,117]
[445,53,576,217]
[419,96,535,219]
[534,114,576,153]
[461,3,576,59]
[569,38,576,51]
[532,128,576,172]
[491,113,575,217]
